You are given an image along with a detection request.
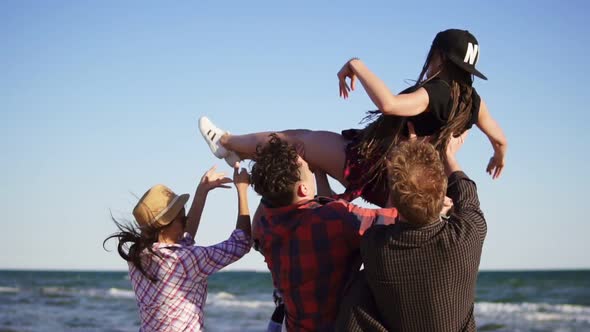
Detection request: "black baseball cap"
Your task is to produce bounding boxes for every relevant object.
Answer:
[432,29,488,80]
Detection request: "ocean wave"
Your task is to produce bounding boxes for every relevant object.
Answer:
[108,288,135,299]
[0,286,19,293]
[41,286,68,296]
[40,286,135,300]
[207,292,274,310]
[476,301,590,323]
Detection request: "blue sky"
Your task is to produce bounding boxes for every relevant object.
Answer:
[1,0,588,271]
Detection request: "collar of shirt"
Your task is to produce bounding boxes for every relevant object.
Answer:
[381,218,448,245]
[261,196,335,221]
[152,232,195,250]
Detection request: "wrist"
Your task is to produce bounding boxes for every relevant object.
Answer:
[196,186,209,198]
[348,57,361,70]
[494,146,506,156]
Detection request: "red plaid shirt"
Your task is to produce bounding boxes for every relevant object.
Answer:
[257,197,397,331]
[129,229,250,332]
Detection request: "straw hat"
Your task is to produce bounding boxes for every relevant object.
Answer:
[132,184,190,228]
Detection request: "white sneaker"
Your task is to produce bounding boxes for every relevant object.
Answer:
[198,116,241,166]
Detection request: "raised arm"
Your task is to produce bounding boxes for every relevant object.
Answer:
[233,164,252,238]
[185,164,252,280]
[185,166,233,238]
[338,58,429,117]
[444,132,486,237]
[476,99,508,179]
[252,201,264,250]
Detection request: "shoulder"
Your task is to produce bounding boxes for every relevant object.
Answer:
[321,198,358,213]
[421,79,451,102]
[468,87,482,126]
[314,199,367,224]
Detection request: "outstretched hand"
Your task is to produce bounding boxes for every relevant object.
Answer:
[337,59,357,99]
[486,153,505,180]
[233,162,250,192]
[198,166,233,192]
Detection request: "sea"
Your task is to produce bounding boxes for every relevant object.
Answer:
[0,270,588,332]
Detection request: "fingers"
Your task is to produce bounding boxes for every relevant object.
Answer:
[232,162,250,185]
[485,157,504,179]
[443,196,453,207]
[239,168,249,179]
[233,164,239,180]
[213,177,232,189]
[493,165,503,180]
[339,80,349,99]
[233,161,240,177]
[407,122,417,140]
[218,177,233,184]
[206,165,217,176]
[486,158,494,175]
[210,172,227,182]
[338,74,353,99]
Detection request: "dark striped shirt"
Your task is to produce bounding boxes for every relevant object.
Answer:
[350,171,486,332]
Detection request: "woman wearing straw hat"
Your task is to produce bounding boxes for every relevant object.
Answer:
[104,164,251,332]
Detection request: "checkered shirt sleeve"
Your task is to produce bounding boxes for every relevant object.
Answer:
[183,229,251,281]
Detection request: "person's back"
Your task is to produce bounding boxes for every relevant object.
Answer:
[129,229,250,331]
[251,134,397,331]
[362,198,485,331]
[338,137,486,332]
[259,199,361,330]
[105,166,252,332]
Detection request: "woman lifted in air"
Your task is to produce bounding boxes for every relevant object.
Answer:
[199,29,507,207]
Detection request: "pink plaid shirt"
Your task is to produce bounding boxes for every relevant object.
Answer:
[129,229,250,332]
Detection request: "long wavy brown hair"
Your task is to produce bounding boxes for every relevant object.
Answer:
[103,214,163,282]
[353,47,476,195]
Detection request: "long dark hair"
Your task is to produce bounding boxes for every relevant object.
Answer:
[103,214,162,282]
[353,47,476,192]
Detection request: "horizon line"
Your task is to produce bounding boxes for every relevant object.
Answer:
[1,267,589,273]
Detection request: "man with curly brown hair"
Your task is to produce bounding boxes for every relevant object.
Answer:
[250,134,398,332]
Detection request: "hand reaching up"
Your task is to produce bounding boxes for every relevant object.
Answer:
[486,152,505,180]
[198,166,232,193]
[233,162,250,192]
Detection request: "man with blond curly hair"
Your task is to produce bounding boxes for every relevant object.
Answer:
[338,133,486,332]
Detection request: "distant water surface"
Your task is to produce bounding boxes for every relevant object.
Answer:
[0,270,588,332]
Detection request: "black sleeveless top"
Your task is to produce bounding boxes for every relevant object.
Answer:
[402,78,480,136]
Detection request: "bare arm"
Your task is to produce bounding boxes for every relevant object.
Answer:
[315,170,336,197]
[233,165,252,238]
[252,202,264,248]
[476,99,508,179]
[185,189,208,239]
[339,58,429,117]
[444,133,486,238]
[185,166,232,238]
